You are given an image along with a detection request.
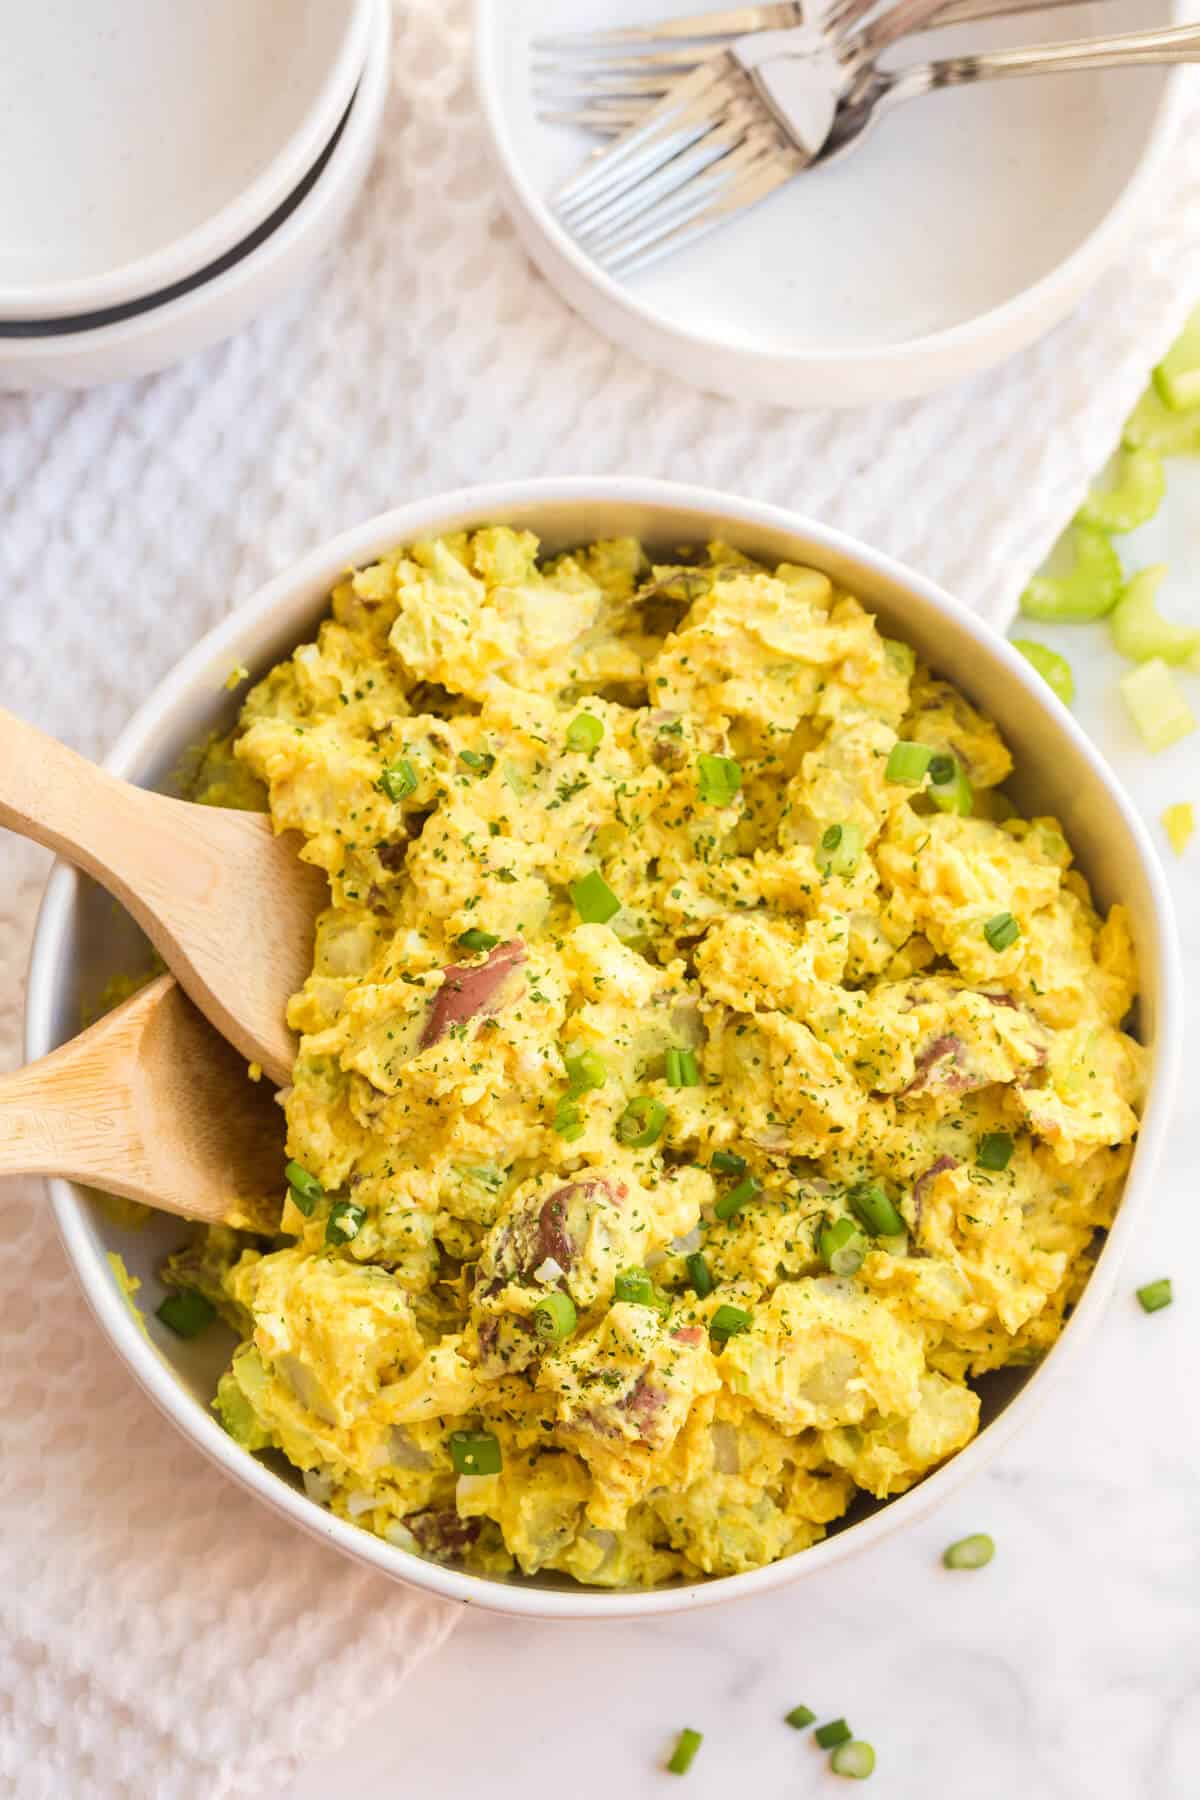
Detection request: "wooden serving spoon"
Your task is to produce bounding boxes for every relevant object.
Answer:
[0,974,285,1224]
[0,705,327,1084]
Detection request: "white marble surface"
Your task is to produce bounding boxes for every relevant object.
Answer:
[291,461,1200,1800]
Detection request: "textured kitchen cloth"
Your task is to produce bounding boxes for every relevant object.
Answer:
[1,0,1199,1792]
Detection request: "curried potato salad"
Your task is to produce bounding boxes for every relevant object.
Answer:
[174,527,1144,1587]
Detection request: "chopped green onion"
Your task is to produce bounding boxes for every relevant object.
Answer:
[1137,1278,1173,1314]
[1119,658,1197,753]
[696,753,743,806]
[533,1291,577,1343]
[448,1429,501,1476]
[326,1200,366,1246]
[377,758,418,802]
[614,1267,660,1309]
[710,1149,747,1176]
[565,712,604,752]
[814,1719,853,1749]
[784,1705,817,1731]
[456,928,500,953]
[1153,303,1200,411]
[1019,524,1122,623]
[820,1216,867,1277]
[564,1048,607,1094]
[830,1740,876,1780]
[666,1728,703,1776]
[1124,382,1200,455]
[686,1252,713,1298]
[458,749,495,774]
[926,752,973,817]
[1076,446,1166,533]
[1011,639,1075,707]
[285,1159,324,1217]
[816,820,866,877]
[942,1532,995,1570]
[553,1098,586,1142]
[1110,565,1200,666]
[714,1174,762,1222]
[709,1303,752,1341]
[615,1096,667,1147]
[848,1183,904,1237]
[886,740,933,785]
[983,912,1020,952]
[570,870,621,924]
[155,1289,215,1339]
[665,1046,701,1088]
[976,1132,1014,1172]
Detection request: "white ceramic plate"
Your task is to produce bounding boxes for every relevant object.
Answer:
[0,0,373,321]
[0,0,390,393]
[475,0,1186,406]
[26,479,1181,1620]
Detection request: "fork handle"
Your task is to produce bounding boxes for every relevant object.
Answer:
[932,18,1200,80]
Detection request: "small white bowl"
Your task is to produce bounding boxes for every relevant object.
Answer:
[26,479,1180,1619]
[0,0,390,392]
[474,0,1186,407]
[0,0,374,322]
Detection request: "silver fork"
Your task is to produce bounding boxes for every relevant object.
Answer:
[554,18,1200,275]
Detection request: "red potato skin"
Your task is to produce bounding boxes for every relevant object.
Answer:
[911,1155,960,1230]
[419,938,526,1049]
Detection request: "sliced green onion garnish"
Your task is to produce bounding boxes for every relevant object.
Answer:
[1019,524,1123,623]
[565,712,604,752]
[615,1096,667,1147]
[814,1719,853,1749]
[570,870,621,924]
[553,1098,586,1141]
[942,1532,995,1570]
[983,912,1020,952]
[448,1428,502,1476]
[714,1174,762,1222]
[816,820,865,878]
[784,1705,816,1730]
[285,1159,324,1216]
[710,1149,747,1176]
[1119,658,1198,753]
[564,1048,607,1094]
[1110,565,1200,667]
[686,1252,713,1298]
[614,1268,662,1309]
[696,753,743,806]
[709,1303,752,1341]
[848,1183,904,1237]
[665,1046,701,1088]
[667,1727,703,1776]
[456,928,500,953]
[886,740,933,785]
[1153,303,1200,411]
[326,1200,366,1246]
[820,1216,867,1277]
[155,1289,215,1339]
[458,749,495,774]
[377,758,418,802]
[926,752,973,817]
[533,1291,577,1343]
[1137,1278,1173,1313]
[1076,445,1165,534]
[830,1740,876,1780]
[1011,639,1075,707]
[976,1132,1013,1172]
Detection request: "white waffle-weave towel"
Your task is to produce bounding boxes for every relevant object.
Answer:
[0,2,1198,1793]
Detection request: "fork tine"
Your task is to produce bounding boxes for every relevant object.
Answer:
[532,46,720,73]
[534,6,800,51]
[581,127,778,254]
[570,112,754,240]
[534,71,685,100]
[539,104,649,129]
[604,150,799,276]
[554,60,732,216]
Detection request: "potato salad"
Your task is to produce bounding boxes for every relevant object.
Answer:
[176,527,1144,1587]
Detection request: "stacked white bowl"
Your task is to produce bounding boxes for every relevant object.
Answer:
[0,0,389,391]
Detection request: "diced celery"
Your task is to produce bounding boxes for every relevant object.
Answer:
[1019,525,1122,623]
[1011,639,1075,706]
[1076,447,1165,533]
[1163,802,1194,856]
[1123,385,1200,455]
[1119,658,1197,753]
[1110,566,1200,665]
[1153,305,1200,413]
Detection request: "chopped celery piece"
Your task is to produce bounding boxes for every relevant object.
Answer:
[1076,447,1165,533]
[1019,525,1122,623]
[1011,639,1075,707]
[1123,385,1200,455]
[1153,305,1200,412]
[1119,658,1197,753]
[1163,803,1194,855]
[1110,566,1200,666]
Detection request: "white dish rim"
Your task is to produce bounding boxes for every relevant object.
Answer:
[26,476,1182,1620]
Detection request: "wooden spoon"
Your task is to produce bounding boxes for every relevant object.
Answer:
[0,705,327,1084]
[0,974,285,1224]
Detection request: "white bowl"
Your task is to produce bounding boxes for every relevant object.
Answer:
[0,0,390,393]
[474,0,1186,407]
[26,479,1181,1620]
[0,0,374,322]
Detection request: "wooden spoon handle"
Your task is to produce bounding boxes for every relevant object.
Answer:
[0,703,148,884]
